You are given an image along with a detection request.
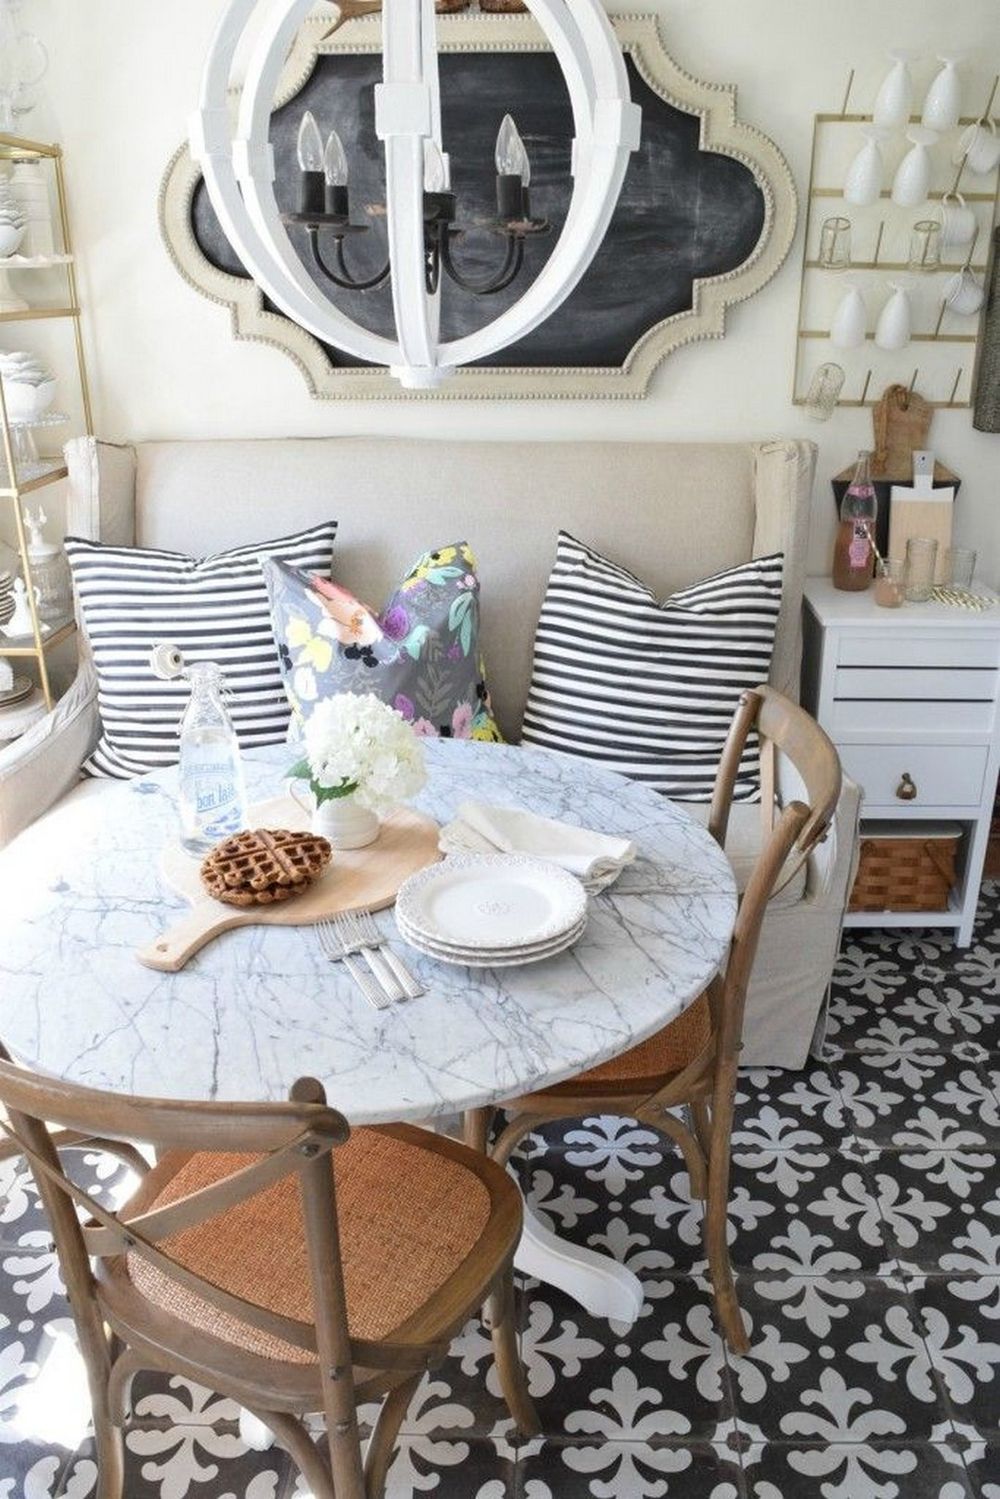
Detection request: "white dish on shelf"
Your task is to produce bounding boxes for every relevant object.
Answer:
[395,853,587,952]
[1,378,56,422]
[0,224,25,259]
[5,410,69,430]
[0,675,34,707]
[0,254,72,269]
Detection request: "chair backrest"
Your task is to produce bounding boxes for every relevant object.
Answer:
[705,686,842,1070]
[0,1049,371,1439]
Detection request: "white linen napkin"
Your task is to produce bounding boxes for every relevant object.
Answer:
[438,800,637,893]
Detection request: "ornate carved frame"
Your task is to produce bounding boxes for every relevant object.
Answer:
[159,10,797,400]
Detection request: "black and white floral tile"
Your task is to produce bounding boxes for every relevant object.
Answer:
[2,887,1000,1498]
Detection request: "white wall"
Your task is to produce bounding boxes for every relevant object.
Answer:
[19,0,1000,583]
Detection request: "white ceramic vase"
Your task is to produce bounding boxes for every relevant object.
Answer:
[875,279,913,351]
[830,283,867,350]
[287,779,380,849]
[873,49,919,131]
[891,126,939,208]
[844,126,889,206]
[922,53,964,133]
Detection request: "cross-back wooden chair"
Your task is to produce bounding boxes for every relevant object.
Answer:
[465,685,842,1354]
[0,1055,539,1499]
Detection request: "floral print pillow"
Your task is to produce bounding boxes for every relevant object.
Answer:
[263,542,503,742]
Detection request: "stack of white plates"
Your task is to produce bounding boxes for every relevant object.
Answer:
[395,853,588,968]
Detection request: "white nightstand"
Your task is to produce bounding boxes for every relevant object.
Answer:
[802,577,1000,946]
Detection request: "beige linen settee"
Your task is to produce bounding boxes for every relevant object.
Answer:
[0,435,859,1067]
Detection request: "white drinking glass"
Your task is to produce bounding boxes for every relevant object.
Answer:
[830,283,868,349]
[922,52,964,133]
[804,361,846,420]
[875,279,913,350]
[844,126,890,207]
[873,49,919,131]
[891,126,939,208]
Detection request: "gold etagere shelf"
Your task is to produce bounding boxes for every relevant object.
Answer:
[792,72,1000,411]
[0,132,93,709]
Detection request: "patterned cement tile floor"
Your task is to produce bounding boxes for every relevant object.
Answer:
[2,887,1000,1498]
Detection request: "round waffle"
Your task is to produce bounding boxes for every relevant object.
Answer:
[200,828,332,908]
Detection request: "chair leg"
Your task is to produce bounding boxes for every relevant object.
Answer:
[92,1379,124,1499]
[490,1112,545,1170]
[107,1347,144,1428]
[485,1268,540,1437]
[265,1411,338,1499]
[702,1095,748,1356]
[364,1373,421,1499]
[643,1105,707,1200]
[691,1099,713,1160]
[463,1107,494,1154]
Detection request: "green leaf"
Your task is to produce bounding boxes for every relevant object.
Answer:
[403,624,431,660]
[448,592,472,630]
[314,779,358,805]
[287,757,312,782]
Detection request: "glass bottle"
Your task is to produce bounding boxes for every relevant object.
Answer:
[177,662,248,855]
[832,450,877,591]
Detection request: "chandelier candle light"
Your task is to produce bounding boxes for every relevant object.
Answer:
[191,0,641,389]
[289,107,548,297]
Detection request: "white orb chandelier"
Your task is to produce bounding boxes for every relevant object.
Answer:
[191,0,641,389]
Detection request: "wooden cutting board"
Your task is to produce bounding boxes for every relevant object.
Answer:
[137,796,441,973]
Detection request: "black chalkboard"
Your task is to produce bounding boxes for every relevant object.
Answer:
[191,50,766,369]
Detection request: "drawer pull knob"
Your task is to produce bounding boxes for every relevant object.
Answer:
[896,772,917,801]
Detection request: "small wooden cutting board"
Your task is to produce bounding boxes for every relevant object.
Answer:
[137,796,441,973]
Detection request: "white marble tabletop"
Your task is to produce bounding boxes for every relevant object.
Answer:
[0,740,736,1124]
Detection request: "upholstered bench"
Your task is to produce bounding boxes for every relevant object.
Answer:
[0,435,859,1067]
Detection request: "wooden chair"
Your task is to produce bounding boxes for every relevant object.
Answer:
[464,686,842,1354]
[0,1055,539,1499]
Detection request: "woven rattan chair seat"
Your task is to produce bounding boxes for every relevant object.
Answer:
[124,1125,493,1364]
[534,990,712,1096]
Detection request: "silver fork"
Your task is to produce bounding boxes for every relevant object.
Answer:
[316,918,391,1011]
[353,908,424,999]
[334,911,405,1002]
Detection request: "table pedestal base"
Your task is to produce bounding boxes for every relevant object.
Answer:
[238,1411,277,1451]
[514,1204,644,1327]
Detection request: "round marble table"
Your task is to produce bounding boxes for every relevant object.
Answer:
[1,738,736,1325]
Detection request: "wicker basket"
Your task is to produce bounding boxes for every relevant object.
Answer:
[849,824,960,913]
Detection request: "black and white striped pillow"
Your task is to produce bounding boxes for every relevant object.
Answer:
[66,523,337,779]
[521,534,784,801]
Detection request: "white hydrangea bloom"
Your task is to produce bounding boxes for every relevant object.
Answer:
[302,693,427,811]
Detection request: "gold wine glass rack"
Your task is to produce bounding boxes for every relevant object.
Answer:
[793,72,1000,411]
[0,132,93,710]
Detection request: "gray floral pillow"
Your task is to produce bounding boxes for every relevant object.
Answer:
[263,541,503,741]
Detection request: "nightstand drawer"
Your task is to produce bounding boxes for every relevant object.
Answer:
[839,742,990,809]
[831,699,996,735]
[837,633,1000,670]
[834,667,998,701]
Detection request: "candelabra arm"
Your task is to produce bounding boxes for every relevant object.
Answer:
[308,227,390,292]
[440,232,524,296]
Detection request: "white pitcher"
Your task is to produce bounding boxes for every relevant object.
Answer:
[286,779,380,849]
